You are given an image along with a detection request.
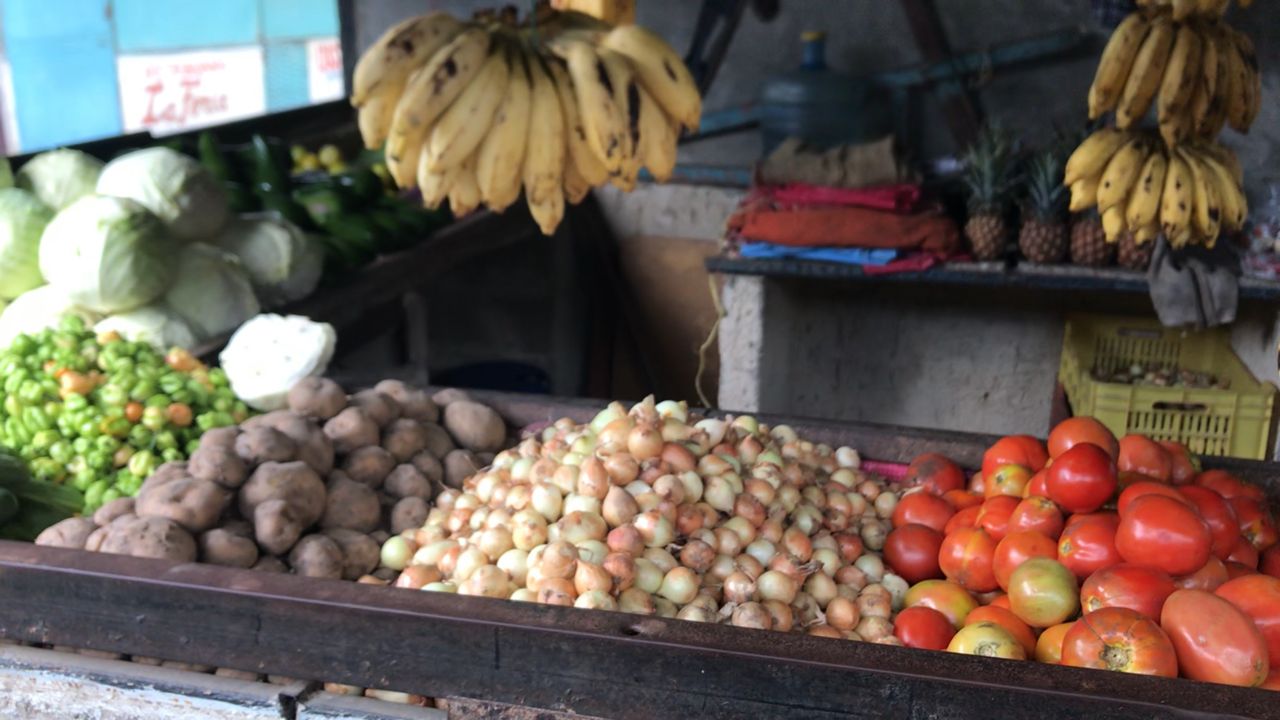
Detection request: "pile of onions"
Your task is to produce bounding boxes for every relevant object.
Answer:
[380,397,909,643]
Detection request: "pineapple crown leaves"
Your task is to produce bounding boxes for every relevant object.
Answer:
[1023,149,1069,221]
[961,123,1020,213]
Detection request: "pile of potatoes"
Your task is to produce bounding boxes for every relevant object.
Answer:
[34,378,510,580]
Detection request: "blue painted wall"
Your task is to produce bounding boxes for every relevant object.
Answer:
[1,0,341,152]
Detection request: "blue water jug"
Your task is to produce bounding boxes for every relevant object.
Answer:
[759,32,892,154]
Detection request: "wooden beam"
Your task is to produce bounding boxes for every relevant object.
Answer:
[898,0,984,147]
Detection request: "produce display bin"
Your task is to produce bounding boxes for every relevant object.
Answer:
[1059,314,1276,459]
[0,392,1276,720]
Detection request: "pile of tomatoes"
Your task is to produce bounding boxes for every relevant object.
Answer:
[882,417,1280,689]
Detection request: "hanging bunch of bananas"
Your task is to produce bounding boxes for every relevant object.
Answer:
[1134,0,1256,20]
[1064,127,1247,248]
[349,8,701,236]
[1087,8,1260,145]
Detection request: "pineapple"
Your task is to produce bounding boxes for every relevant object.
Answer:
[1118,231,1154,270]
[1069,211,1114,267]
[1018,150,1069,263]
[961,126,1016,261]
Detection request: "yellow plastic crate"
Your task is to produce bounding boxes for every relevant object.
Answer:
[1059,315,1276,460]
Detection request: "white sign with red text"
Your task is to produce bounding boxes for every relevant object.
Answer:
[307,37,344,103]
[117,47,266,135]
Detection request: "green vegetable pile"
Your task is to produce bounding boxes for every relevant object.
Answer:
[0,315,248,514]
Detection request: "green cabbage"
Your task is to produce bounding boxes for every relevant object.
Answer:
[213,215,324,308]
[0,285,102,348]
[96,147,229,240]
[38,195,176,314]
[15,149,103,211]
[0,188,54,300]
[164,242,260,340]
[94,305,196,351]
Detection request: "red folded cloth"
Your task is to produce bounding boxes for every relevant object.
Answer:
[727,203,961,255]
[764,183,923,213]
[862,252,942,275]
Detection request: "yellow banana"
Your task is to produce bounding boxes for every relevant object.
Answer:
[417,149,461,210]
[523,54,567,236]
[1226,28,1260,130]
[1160,109,1194,147]
[563,156,592,205]
[1064,128,1130,186]
[598,24,702,131]
[351,13,464,106]
[1197,30,1232,138]
[1172,0,1197,19]
[357,94,395,150]
[1193,147,1247,230]
[636,85,679,183]
[1218,28,1249,133]
[1125,149,1168,232]
[1102,206,1127,243]
[549,38,627,175]
[475,41,532,212]
[1089,13,1152,118]
[386,28,492,187]
[1156,23,1202,132]
[447,154,482,217]
[1160,153,1194,240]
[1097,138,1151,212]
[425,48,509,172]
[1135,222,1161,244]
[1070,177,1101,212]
[1175,147,1215,240]
[1196,0,1230,15]
[597,48,640,190]
[1117,17,1175,129]
[547,57,609,186]
[1188,27,1218,130]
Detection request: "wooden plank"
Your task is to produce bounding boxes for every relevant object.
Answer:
[897,0,983,146]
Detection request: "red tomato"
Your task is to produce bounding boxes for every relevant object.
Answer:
[1174,556,1229,592]
[1226,561,1259,580]
[893,605,956,650]
[1008,557,1079,628]
[891,492,956,533]
[883,524,944,584]
[944,505,981,536]
[1262,546,1280,579]
[989,593,1012,610]
[1061,606,1177,677]
[1116,481,1190,516]
[1080,564,1176,619]
[1036,622,1075,664]
[1179,485,1240,560]
[904,579,979,629]
[1196,470,1261,501]
[976,495,1020,542]
[1115,494,1212,577]
[1262,667,1280,691]
[1230,540,1260,569]
[1008,496,1065,539]
[965,605,1037,656]
[904,453,967,496]
[943,490,983,510]
[1161,589,1270,687]
[939,527,999,593]
[1045,443,1117,514]
[1024,469,1049,499]
[993,530,1059,591]
[968,471,985,496]
[1117,435,1173,483]
[1048,417,1119,460]
[982,435,1048,481]
[986,464,1032,498]
[1216,574,1280,667]
[1058,512,1123,581]
[1231,497,1279,552]
[1158,441,1199,485]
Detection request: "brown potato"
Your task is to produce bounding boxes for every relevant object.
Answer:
[288,534,344,579]
[251,411,335,475]
[238,461,326,527]
[323,407,379,454]
[324,528,380,580]
[431,388,472,407]
[136,477,231,533]
[443,401,506,453]
[99,517,197,562]
[92,497,136,527]
[374,380,439,423]
[254,499,304,556]
[409,451,443,486]
[389,496,429,534]
[382,418,429,462]
[443,449,481,489]
[139,462,190,495]
[383,464,432,500]
[188,445,248,490]
[235,427,297,466]
[349,390,400,427]
[321,474,381,533]
[198,426,240,452]
[341,446,395,488]
[84,526,110,552]
[198,528,260,568]
[34,517,98,549]
[420,423,455,458]
[287,377,347,420]
[251,556,288,573]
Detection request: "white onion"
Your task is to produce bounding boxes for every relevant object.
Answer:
[510,588,537,602]
[804,572,838,608]
[811,548,841,577]
[835,447,861,469]
[731,602,772,630]
[757,570,798,605]
[575,539,608,565]
[497,548,530,586]
[380,537,415,571]
[563,494,602,516]
[745,539,776,567]
[618,587,656,615]
[453,547,488,582]
[853,554,884,582]
[558,511,607,544]
[575,589,619,611]
[634,511,674,548]
[880,573,909,611]
[658,567,699,604]
[421,582,457,593]
[531,483,564,522]
[412,540,457,569]
[633,558,664,594]
[643,547,678,574]
[511,510,549,550]
[703,476,735,513]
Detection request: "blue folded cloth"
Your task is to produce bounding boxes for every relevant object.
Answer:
[738,241,899,266]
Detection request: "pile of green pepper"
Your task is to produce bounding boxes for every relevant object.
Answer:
[0,316,248,513]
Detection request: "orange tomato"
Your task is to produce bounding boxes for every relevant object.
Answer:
[1115,494,1212,577]
[982,435,1048,482]
[1024,469,1049,499]
[1045,443,1117,515]
[1048,417,1119,460]
[939,527,999,593]
[966,605,1037,656]
[976,495,1020,542]
[1008,558,1080,628]
[1008,496,1065,539]
[1232,497,1279,552]
[1180,485,1241,560]
[1173,556,1229,592]
[1117,435,1173,483]
[986,464,1032,498]
[1161,589,1270,687]
[1058,512,1123,581]
[993,530,1059,591]
[947,621,1026,660]
[1080,563,1176,619]
[1036,622,1075,664]
[1216,574,1280,667]
[904,453,967,495]
[1061,606,1177,677]
[1116,481,1189,516]
[1158,441,1199,485]
[943,489,984,510]
[891,492,955,533]
[904,579,979,629]
[893,605,956,650]
[944,505,982,536]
